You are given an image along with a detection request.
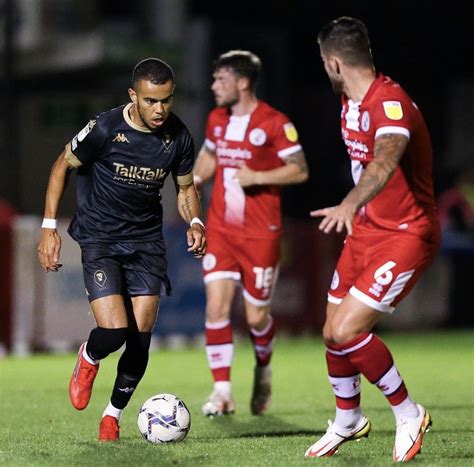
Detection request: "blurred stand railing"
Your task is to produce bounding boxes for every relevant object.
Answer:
[2,216,451,355]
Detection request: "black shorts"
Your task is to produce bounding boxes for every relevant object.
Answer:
[81,242,172,302]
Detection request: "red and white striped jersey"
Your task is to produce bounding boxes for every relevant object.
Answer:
[204,100,302,239]
[340,73,439,237]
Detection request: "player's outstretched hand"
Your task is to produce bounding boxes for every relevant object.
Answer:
[187,224,207,258]
[38,229,63,272]
[310,203,356,236]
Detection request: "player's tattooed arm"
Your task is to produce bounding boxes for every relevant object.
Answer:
[285,150,309,175]
[178,190,195,223]
[176,181,207,257]
[343,133,408,210]
[310,133,408,235]
[174,172,199,223]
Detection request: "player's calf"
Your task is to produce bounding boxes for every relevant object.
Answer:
[250,365,272,415]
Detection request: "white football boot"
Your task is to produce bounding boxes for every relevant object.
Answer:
[305,416,371,457]
[202,390,235,417]
[393,403,432,462]
[251,365,272,415]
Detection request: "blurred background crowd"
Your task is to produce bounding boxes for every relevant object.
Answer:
[0,0,472,354]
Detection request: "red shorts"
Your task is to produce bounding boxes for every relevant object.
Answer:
[202,229,280,306]
[328,229,440,313]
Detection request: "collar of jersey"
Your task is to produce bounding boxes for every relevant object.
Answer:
[123,103,153,133]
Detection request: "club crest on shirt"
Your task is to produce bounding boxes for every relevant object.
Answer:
[283,122,298,142]
[162,132,173,152]
[94,270,107,287]
[202,253,217,271]
[383,101,403,120]
[249,128,267,146]
[213,126,222,137]
[361,111,370,131]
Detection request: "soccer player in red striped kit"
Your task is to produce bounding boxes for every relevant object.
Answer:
[193,50,308,416]
[305,17,440,462]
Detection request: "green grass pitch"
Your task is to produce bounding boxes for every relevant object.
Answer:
[1,331,473,466]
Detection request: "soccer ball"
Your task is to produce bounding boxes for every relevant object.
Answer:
[137,393,191,443]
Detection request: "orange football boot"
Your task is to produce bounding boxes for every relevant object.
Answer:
[69,342,99,410]
[98,415,120,442]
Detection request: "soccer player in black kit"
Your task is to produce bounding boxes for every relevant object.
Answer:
[37,58,206,441]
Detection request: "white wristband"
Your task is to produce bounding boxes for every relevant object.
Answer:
[42,218,57,229]
[190,217,205,229]
[193,175,203,185]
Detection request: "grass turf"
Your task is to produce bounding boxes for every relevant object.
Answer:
[0,331,473,466]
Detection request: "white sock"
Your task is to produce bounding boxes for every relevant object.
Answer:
[335,406,364,429]
[391,396,419,423]
[102,401,123,421]
[82,342,99,365]
[214,381,232,395]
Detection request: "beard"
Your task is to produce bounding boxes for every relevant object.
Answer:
[136,104,155,131]
[330,76,344,95]
[135,102,168,131]
[216,92,239,108]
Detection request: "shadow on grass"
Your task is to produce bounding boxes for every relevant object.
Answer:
[199,414,321,439]
[199,413,474,441]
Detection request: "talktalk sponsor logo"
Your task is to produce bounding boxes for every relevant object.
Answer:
[113,163,166,181]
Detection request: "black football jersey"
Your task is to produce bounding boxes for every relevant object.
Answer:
[67,104,194,244]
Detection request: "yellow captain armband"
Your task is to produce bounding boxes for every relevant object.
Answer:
[64,143,82,168]
[177,172,193,186]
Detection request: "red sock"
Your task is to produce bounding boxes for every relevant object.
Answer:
[205,321,233,382]
[249,316,276,367]
[331,332,409,406]
[325,350,361,409]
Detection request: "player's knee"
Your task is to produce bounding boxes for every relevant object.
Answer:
[205,301,231,321]
[322,326,334,346]
[246,311,268,330]
[88,327,128,360]
[329,323,359,345]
